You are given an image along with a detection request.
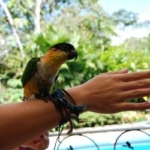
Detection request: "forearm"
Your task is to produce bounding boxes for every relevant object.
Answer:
[0,100,61,150]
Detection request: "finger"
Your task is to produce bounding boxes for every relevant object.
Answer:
[32,133,49,143]
[119,70,150,82]
[33,134,49,150]
[117,102,150,111]
[39,134,49,149]
[44,132,49,136]
[121,88,150,100]
[33,135,43,143]
[34,142,49,150]
[102,68,128,75]
[123,79,150,91]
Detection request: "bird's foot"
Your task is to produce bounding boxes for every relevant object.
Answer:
[34,93,52,102]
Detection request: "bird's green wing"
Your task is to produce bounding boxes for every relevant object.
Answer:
[21,57,40,87]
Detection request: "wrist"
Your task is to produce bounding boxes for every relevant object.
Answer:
[66,84,89,112]
[50,89,86,134]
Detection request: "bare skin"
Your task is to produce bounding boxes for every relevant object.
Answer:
[13,133,49,150]
[69,68,150,113]
[1,69,150,150]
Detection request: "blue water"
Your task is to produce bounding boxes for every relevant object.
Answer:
[58,143,150,150]
[57,138,150,150]
[102,142,150,150]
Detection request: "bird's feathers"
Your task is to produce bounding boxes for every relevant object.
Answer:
[21,57,40,87]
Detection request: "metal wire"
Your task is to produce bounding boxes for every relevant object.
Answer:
[56,134,100,150]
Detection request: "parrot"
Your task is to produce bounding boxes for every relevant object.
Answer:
[21,42,77,101]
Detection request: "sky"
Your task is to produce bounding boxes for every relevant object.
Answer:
[99,0,150,45]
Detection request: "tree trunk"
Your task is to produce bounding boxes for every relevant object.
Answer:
[34,0,42,34]
[0,0,25,58]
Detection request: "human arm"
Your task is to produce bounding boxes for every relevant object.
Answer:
[0,99,58,150]
[1,69,150,150]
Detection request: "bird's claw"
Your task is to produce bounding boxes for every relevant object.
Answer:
[34,93,52,102]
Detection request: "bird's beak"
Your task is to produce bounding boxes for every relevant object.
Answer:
[68,50,78,60]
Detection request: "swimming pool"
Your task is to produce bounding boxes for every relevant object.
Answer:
[57,144,150,150]
[56,132,150,150]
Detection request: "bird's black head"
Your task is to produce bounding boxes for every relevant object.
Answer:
[50,43,78,60]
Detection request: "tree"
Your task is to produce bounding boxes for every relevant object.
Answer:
[112,9,138,29]
[1,0,150,103]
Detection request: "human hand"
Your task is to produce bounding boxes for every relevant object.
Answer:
[69,69,150,114]
[13,132,49,150]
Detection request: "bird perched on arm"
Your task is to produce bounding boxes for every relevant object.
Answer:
[21,43,77,101]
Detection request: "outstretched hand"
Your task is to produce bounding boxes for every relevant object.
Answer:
[84,69,150,113]
[69,69,150,113]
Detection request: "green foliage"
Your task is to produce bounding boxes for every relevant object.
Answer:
[54,111,147,130]
[100,46,150,71]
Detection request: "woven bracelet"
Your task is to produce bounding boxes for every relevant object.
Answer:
[50,89,86,134]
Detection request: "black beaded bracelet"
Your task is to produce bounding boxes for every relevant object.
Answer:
[50,89,86,134]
